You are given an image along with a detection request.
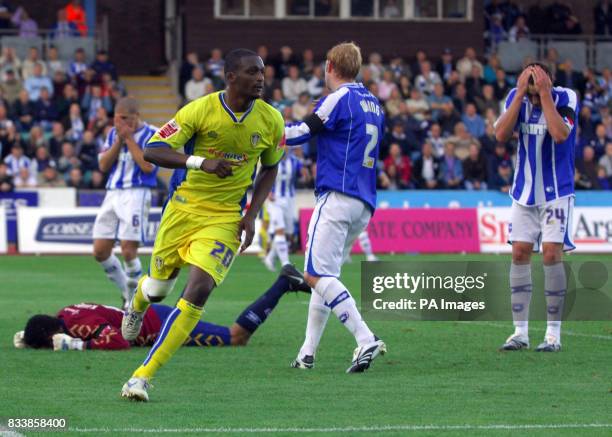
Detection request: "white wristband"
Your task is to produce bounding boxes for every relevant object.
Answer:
[186,155,205,170]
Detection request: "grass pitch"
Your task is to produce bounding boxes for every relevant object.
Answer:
[1,254,611,436]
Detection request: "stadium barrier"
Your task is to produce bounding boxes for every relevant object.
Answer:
[0,206,7,253]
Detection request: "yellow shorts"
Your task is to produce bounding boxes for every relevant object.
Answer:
[150,201,241,285]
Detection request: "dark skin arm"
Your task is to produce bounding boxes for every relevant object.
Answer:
[532,66,571,143]
[495,68,531,143]
[237,164,278,253]
[143,146,238,178]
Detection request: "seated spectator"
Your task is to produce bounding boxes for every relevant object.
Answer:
[414,61,441,96]
[179,52,202,97]
[91,50,118,81]
[475,84,499,115]
[438,142,463,189]
[427,123,446,157]
[65,0,87,36]
[413,141,440,189]
[89,169,106,189]
[579,106,596,144]
[0,48,22,81]
[452,82,470,115]
[410,50,428,78]
[270,87,290,113]
[300,48,315,78]
[493,69,511,101]
[4,144,31,175]
[56,83,80,120]
[24,63,53,101]
[68,48,88,81]
[456,47,482,82]
[0,162,14,191]
[48,122,66,158]
[51,8,79,38]
[65,103,85,142]
[273,45,297,80]
[1,68,21,105]
[78,130,98,172]
[51,70,69,100]
[462,103,486,138]
[486,13,506,50]
[405,88,429,122]
[57,141,80,175]
[33,146,56,173]
[463,143,488,190]
[556,59,584,94]
[479,122,498,156]
[383,143,412,189]
[465,65,484,100]
[37,165,65,187]
[282,65,308,102]
[22,47,47,81]
[389,56,409,80]
[88,106,111,140]
[291,92,310,121]
[488,142,511,183]
[0,102,15,145]
[47,46,67,76]
[13,166,36,188]
[590,124,610,158]
[598,142,612,177]
[81,85,112,123]
[398,75,412,99]
[428,83,453,123]
[436,48,454,82]
[385,88,403,119]
[447,121,478,160]
[561,15,583,34]
[206,48,225,85]
[383,121,414,158]
[26,125,47,156]
[263,65,280,102]
[35,87,59,130]
[509,15,530,42]
[576,146,601,189]
[11,7,38,38]
[378,70,398,101]
[490,161,513,193]
[483,54,501,84]
[367,52,384,82]
[184,67,212,102]
[595,0,612,35]
[12,89,36,132]
[597,166,611,189]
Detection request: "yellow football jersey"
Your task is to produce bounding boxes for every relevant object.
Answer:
[148,91,285,215]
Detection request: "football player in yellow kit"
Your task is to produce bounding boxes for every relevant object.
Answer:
[120,49,285,401]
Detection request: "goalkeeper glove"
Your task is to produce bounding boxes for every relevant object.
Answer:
[13,330,26,349]
[52,333,85,351]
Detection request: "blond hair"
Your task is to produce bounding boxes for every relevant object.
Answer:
[327,42,362,80]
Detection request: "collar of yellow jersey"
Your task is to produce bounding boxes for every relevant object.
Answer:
[219,92,255,123]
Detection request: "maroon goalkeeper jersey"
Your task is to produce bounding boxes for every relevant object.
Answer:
[57,303,163,350]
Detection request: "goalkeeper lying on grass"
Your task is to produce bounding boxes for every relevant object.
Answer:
[14,265,309,351]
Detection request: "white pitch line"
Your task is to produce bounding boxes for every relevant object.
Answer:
[476,321,612,341]
[69,423,612,433]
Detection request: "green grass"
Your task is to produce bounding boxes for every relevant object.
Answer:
[1,254,611,436]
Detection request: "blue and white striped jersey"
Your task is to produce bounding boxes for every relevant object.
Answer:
[271,153,302,200]
[100,122,158,190]
[285,82,384,211]
[498,86,578,206]
[3,154,32,175]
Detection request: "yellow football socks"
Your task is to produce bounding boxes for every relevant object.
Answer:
[133,298,203,380]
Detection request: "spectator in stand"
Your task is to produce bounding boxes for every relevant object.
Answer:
[0,162,14,191]
[300,48,315,78]
[405,87,429,122]
[282,65,307,102]
[1,69,21,105]
[475,84,499,115]
[479,121,498,156]
[427,123,446,157]
[576,146,600,189]
[78,130,98,173]
[179,52,201,97]
[598,142,612,177]
[205,48,224,85]
[462,103,486,139]
[13,89,36,133]
[307,65,325,99]
[385,88,403,119]
[4,144,31,175]
[413,141,440,189]
[414,61,442,97]
[51,70,69,100]
[57,141,80,176]
[463,143,488,190]
[597,166,611,189]
[389,56,409,80]
[367,52,385,83]
[273,45,297,80]
[579,106,596,144]
[68,48,88,81]
[383,121,414,158]
[378,70,398,101]
[436,48,454,82]
[48,122,66,158]
[65,103,85,142]
[490,160,513,193]
[410,50,428,77]
[34,87,58,130]
[47,46,67,76]
[0,1,13,32]
[81,85,112,123]
[398,75,412,99]
[91,50,117,81]
[448,121,478,160]
[438,142,463,189]
[22,47,47,80]
[65,0,87,36]
[26,126,47,156]
[456,47,482,82]
[291,92,310,121]
[482,54,501,84]
[270,88,290,113]
[33,146,56,173]
[88,106,111,140]
[508,15,530,42]
[11,7,38,38]
[14,166,36,188]
[0,48,21,80]
[51,8,79,38]
[556,59,584,94]
[89,169,105,189]
[24,63,53,101]
[486,13,507,50]
[37,165,65,187]
[66,167,86,188]
[428,82,453,123]
[0,103,15,156]
[465,65,485,100]
[383,143,412,189]
[56,83,79,120]
[493,68,510,101]
[184,67,212,102]
[452,82,470,115]
[487,142,511,183]
[590,123,610,158]
[595,0,612,35]
[263,65,280,102]
[560,14,583,34]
